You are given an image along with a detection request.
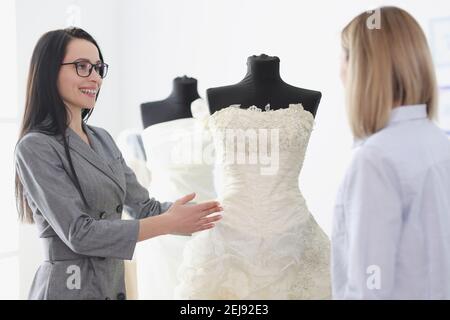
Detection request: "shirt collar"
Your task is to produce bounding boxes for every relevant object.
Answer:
[388,104,427,125]
[353,104,428,148]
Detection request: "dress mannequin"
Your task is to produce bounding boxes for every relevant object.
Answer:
[206,54,321,116]
[141,76,200,128]
[134,77,216,299]
[175,57,331,298]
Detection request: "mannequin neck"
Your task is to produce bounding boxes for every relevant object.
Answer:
[242,55,283,84]
[168,77,200,102]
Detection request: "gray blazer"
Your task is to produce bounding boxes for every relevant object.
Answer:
[14,121,172,300]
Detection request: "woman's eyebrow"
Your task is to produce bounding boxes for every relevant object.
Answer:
[73,58,102,63]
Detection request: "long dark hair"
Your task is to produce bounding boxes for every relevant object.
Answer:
[15,27,104,223]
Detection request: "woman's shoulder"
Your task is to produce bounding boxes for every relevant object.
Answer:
[16,131,54,149]
[14,131,58,164]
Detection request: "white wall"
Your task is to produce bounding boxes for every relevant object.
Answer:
[11,0,450,299]
[0,0,19,300]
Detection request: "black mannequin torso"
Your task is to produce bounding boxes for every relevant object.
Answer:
[206,54,321,117]
[140,76,200,128]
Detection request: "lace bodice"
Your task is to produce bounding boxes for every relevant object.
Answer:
[209,103,314,146]
[208,103,315,189]
[209,103,313,159]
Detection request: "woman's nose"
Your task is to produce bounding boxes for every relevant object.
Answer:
[88,70,102,84]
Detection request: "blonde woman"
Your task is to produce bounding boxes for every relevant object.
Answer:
[332,7,450,299]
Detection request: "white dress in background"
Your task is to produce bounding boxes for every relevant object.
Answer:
[175,102,331,299]
[116,129,151,300]
[135,99,217,299]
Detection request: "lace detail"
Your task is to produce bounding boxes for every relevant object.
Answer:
[207,104,315,170]
[248,105,262,112]
[175,100,331,299]
[209,103,313,132]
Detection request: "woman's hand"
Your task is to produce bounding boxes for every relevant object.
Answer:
[137,193,223,241]
[163,193,223,236]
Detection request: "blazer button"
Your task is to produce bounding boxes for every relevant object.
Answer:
[116,204,123,213]
[99,211,106,219]
[117,292,126,300]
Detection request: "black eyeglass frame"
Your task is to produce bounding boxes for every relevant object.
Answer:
[60,61,109,79]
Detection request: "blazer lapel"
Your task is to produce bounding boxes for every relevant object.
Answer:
[63,124,126,193]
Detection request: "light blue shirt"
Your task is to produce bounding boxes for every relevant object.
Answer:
[332,104,450,299]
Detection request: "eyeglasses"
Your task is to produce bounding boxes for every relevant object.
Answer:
[61,61,109,79]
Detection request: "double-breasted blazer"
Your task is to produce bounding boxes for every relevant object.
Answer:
[14,121,172,300]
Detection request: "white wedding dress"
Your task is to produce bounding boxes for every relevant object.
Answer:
[134,99,217,299]
[175,102,331,299]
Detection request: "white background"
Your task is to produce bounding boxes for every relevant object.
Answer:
[0,0,449,299]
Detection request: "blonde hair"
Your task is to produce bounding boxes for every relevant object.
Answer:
[342,6,438,139]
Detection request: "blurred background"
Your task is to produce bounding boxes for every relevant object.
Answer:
[0,0,449,299]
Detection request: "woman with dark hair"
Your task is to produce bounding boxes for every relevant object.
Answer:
[14,27,223,300]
